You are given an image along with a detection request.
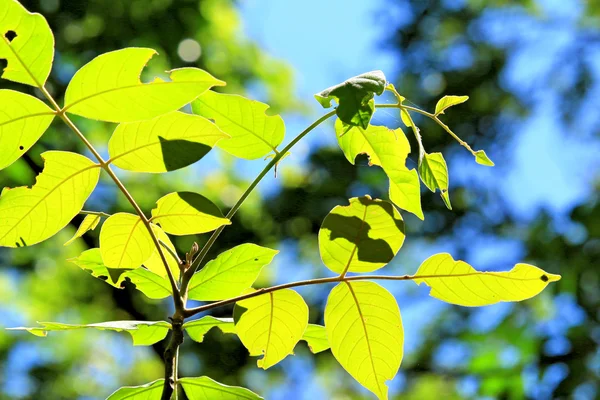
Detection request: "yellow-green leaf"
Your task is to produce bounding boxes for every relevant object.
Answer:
[180,376,263,400]
[414,253,561,306]
[336,119,423,219]
[0,90,55,170]
[188,243,278,301]
[106,380,163,400]
[151,191,230,236]
[63,48,225,122]
[435,95,469,115]
[474,149,495,166]
[235,289,308,369]
[325,281,404,400]
[108,111,228,173]
[0,151,100,247]
[184,316,236,343]
[0,0,54,87]
[100,213,154,269]
[63,214,101,246]
[318,196,405,274]
[143,225,180,280]
[418,152,452,210]
[192,91,285,159]
[8,320,170,346]
[300,324,329,354]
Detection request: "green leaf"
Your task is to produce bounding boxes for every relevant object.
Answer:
[180,376,263,400]
[8,320,170,346]
[64,214,102,246]
[183,316,236,343]
[325,281,404,400]
[434,95,469,115]
[414,253,561,306]
[192,91,285,159]
[418,152,452,210]
[318,196,405,274]
[0,90,55,170]
[0,0,54,87]
[300,324,329,354]
[188,243,278,301]
[106,379,164,399]
[235,289,308,369]
[143,225,180,280]
[336,119,423,219]
[0,151,100,247]
[99,213,154,269]
[474,149,495,166]
[151,191,230,236]
[108,111,228,173]
[63,48,225,122]
[315,71,386,129]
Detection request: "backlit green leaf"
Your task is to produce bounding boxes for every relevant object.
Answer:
[143,225,180,280]
[434,95,469,115]
[108,111,228,173]
[414,253,561,306]
[315,71,386,129]
[418,152,451,210]
[235,289,308,369]
[184,316,235,343]
[0,151,100,247]
[474,149,495,166]
[64,214,101,246]
[188,243,278,301]
[192,91,285,159]
[100,213,154,269]
[319,196,405,274]
[300,324,329,354]
[180,376,263,400]
[0,90,55,170]
[64,48,225,122]
[151,191,230,235]
[0,0,54,87]
[106,379,163,399]
[325,281,404,400]
[336,120,423,219]
[8,320,170,346]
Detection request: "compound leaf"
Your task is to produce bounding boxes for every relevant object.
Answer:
[435,95,469,116]
[300,324,329,354]
[192,91,284,159]
[336,120,423,219]
[474,149,495,166]
[64,214,102,246]
[100,213,154,269]
[151,191,230,236]
[184,316,236,343]
[143,225,180,280]
[0,151,100,247]
[325,281,404,400]
[188,243,278,301]
[418,152,451,210]
[319,196,405,274]
[414,253,561,306]
[64,48,224,122]
[108,111,228,173]
[315,71,386,129]
[106,379,163,399]
[235,289,308,369]
[0,90,55,170]
[180,376,263,400]
[0,0,54,87]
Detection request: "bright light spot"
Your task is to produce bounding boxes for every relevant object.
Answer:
[177,39,201,63]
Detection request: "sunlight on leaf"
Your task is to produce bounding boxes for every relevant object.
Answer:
[300,324,329,354]
[105,379,164,399]
[100,213,154,269]
[414,253,561,306]
[143,225,180,280]
[183,316,236,343]
[474,149,495,166]
[325,281,404,400]
[418,152,452,210]
[63,214,101,246]
[435,95,469,116]
[180,376,263,400]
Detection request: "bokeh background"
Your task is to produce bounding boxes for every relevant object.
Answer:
[1,0,599,399]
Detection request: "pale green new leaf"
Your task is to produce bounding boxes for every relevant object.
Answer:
[434,95,469,115]
[418,152,451,210]
[300,324,329,354]
[0,0,54,87]
[336,120,423,219]
[121,267,172,299]
[414,253,561,307]
[106,379,163,399]
[474,149,495,166]
[325,281,404,400]
[64,214,101,246]
[100,213,154,269]
[64,48,225,122]
[143,225,180,280]
[180,376,263,400]
[188,243,278,301]
[235,289,308,369]
[0,90,55,170]
[183,316,235,343]
[319,196,405,274]
[151,191,230,235]
[192,91,285,159]
[0,151,100,247]
[8,320,170,346]
[108,111,228,173]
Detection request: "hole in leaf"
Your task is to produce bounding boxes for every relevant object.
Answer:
[5,30,17,42]
[254,258,258,261]
[19,145,24,150]
[541,274,549,282]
